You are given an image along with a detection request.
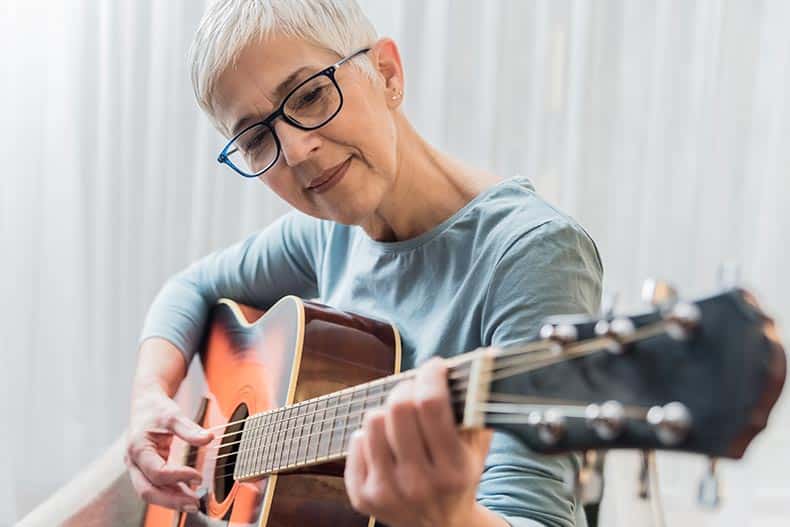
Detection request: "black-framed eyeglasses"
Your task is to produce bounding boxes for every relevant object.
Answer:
[217,47,371,178]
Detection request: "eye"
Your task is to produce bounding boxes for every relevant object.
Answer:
[294,86,325,108]
[242,129,270,152]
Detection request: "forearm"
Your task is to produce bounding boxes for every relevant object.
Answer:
[131,337,189,400]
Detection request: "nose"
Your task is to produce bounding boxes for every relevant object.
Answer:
[274,120,321,167]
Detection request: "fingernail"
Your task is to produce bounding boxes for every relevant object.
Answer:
[184,504,198,513]
[190,478,201,486]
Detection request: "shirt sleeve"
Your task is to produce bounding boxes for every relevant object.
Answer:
[477,219,604,527]
[138,210,328,364]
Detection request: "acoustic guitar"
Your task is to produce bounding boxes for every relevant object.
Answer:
[141,287,786,527]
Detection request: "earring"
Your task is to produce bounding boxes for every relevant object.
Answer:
[391,89,402,100]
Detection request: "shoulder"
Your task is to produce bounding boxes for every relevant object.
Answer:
[470,177,603,273]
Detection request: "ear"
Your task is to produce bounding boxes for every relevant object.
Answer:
[370,37,405,108]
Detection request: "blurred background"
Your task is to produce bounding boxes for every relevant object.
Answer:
[1,0,788,525]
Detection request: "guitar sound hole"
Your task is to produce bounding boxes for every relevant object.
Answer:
[213,403,249,503]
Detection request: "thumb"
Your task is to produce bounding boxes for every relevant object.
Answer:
[172,415,214,445]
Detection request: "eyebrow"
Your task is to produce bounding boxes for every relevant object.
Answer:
[229,65,315,136]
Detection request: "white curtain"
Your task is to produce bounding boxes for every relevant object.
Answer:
[2,0,788,524]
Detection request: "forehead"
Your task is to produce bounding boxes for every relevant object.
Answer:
[212,34,339,137]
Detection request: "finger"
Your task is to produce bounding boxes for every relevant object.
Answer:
[128,461,199,511]
[459,428,494,463]
[414,358,463,467]
[384,380,430,466]
[361,409,404,510]
[170,415,214,446]
[136,445,203,487]
[363,409,396,476]
[344,430,369,512]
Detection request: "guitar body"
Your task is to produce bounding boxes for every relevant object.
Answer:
[142,296,401,527]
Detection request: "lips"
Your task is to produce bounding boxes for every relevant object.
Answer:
[307,157,352,192]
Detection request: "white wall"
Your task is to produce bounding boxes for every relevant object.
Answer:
[2,1,788,524]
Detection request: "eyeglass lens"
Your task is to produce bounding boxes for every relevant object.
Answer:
[226,75,342,176]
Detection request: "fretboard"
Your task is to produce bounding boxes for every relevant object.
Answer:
[233,358,473,480]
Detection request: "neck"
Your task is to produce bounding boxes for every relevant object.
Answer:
[232,352,487,480]
[359,113,501,242]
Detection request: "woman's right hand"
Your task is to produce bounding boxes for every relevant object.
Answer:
[125,384,214,512]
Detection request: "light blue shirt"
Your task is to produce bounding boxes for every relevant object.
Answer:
[140,176,603,526]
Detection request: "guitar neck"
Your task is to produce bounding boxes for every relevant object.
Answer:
[233,352,480,480]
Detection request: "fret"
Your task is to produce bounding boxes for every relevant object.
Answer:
[258,412,272,472]
[266,411,276,471]
[279,407,291,470]
[247,414,259,475]
[266,410,283,471]
[238,419,251,478]
[291,404,301,465]
[278,407,290,470]
[306,399,319,462]
[247,414,260,476]
[254,413,269,474]
[289,404,301,466]
[295,402,308,466]
[367,382,385,414]
[272,408,285,472]
[346,385,367,451]
[316,397,330,460]
[332,392,352,456]
[326,394,340,458]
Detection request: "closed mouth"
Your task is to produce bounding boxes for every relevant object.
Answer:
[307,157,351,190]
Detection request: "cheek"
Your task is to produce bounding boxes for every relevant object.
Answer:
[331,89,398,173]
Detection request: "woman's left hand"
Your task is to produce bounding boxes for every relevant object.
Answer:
[344,356,494,527]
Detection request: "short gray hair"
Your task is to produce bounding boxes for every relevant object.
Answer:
[188,0,379,136]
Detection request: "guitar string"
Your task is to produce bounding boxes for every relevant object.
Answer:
[187,328,628,458]
[192,339,554,436]
[202,337,627,473]
[185,320,670,472]
[187,344,579,464]
[196,319,665,448]
[210,398,653,476]
[192,393,589,456]
[186,339,572,451]
[182,345,543,463]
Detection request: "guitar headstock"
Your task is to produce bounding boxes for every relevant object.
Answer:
[479,287,786,458]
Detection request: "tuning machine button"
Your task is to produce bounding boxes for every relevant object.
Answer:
[585,400,625,440]
[665,302,702,340]
[646,402,692,446]
[540,323,578,343]
[540,323,578,354]
[528,409,566,446]
[594,318,635,354]
[641,278,678,309]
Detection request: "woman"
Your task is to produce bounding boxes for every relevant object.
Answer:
[126,1,603,526]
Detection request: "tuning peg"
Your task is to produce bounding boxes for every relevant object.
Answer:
[528,409,566,445]
[664,302,702,340]
[585,400,625,439]
[539,323,578,344]
[646,402,692,446]
[594,318,635,354]
[641,279,678,309]
[697,457,722,508]
[717,263,741,289]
